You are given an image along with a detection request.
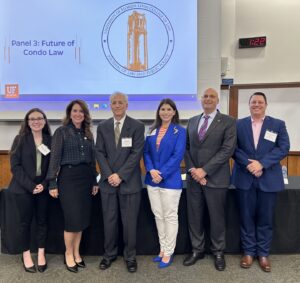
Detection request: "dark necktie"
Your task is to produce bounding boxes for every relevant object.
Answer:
[114,121,120,145]
[198,115,210,141]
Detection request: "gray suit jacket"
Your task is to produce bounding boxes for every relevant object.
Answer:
[185,111,236,189]
[95,115,145,194]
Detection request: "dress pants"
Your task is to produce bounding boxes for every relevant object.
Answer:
[100,190,141,261]
[236,180,277,257]
[147,186,182,256]
[186,185,228,254]
[15,190,48,252]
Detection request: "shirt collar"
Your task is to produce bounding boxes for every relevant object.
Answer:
[114,115,126,126]
[251,116,265,123]
[202,109,217,120]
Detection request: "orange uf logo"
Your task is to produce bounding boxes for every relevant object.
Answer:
[5,84,19,98]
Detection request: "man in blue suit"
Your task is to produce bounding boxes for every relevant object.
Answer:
[232,92,290,272]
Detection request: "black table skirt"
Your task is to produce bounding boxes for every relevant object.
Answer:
[1,177,300,255]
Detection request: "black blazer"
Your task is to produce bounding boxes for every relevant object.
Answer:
[8,133,51,194]
[95,115,145,194]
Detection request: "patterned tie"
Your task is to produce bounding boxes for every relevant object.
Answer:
[114,121,121,145]
[198,115,210,141]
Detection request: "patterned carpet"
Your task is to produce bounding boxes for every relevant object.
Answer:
[0,254,299,283]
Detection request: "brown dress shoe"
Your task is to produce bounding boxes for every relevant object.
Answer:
[240,255,253,268]
[258,256,271,272]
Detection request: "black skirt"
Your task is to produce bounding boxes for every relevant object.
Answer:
[58,163,94,232]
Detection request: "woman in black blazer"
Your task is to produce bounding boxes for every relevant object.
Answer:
[47,100,98,273]
[8,108,51,273]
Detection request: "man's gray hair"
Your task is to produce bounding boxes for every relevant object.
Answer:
[110,92,129,103]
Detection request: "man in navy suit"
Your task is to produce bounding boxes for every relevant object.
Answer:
[232,92,290,272]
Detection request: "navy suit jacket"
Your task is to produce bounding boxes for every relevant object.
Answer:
[232,116,290,192]
[143,123,186,189]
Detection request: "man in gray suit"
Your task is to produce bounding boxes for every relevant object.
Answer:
[95,92,145,273]
[183,88,236,271]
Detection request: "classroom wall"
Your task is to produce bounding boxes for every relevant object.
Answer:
[221,0,300,83]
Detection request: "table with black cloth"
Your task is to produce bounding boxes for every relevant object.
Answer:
[1,177,300,255]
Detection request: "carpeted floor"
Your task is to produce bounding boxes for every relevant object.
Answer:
[0,254,299,283]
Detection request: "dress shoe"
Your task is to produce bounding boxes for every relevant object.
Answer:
[240,255,253,268]
[64,256,78,273]
[183,252,205,266]
[99,257,116,270]
[21,256,36,273]
[158,255,173,269]
[258,256,271,272]
[126,260,137,273]
[152,255,163,262]
[75,259,86,268]
[37,263,47,273]
[214,253,226,271]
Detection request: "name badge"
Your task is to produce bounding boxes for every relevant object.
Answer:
[122,137,132,147]
[264,130,277,143]
[37,144,51,155]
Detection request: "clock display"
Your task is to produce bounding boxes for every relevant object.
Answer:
[239,36,267,48]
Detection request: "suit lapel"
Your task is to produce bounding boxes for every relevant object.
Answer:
[27,133,37,165]
[245,117,256,151]
[41,134,51,170]
[256,116,270,151]
[192,115,202,144]
[157,123,174,154]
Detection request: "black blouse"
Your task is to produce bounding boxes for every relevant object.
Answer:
[47,123,97,189]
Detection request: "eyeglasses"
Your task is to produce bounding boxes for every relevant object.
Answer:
[28,117,45,122]
[202,94,218,99]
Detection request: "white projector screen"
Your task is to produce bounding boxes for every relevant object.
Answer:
[0,0,199,119]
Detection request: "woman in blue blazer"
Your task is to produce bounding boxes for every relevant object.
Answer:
[144,98,186,268]
[8,108,51,273]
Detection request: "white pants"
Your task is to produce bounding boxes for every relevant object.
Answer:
[147,185,182,256]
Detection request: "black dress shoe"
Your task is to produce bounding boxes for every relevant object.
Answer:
[214,253,226,271]
[64,256,78,273]
[21,257,37,273]
[126,260,137,273]
[37,263,47,273]
[183,252,205,266]
[75,259,86,268]
[99,257,116,270]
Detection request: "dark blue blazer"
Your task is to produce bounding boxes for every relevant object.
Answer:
[144,123,186,189]
[232,116,290,192]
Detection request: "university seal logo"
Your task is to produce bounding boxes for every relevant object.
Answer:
[102,2,175,78]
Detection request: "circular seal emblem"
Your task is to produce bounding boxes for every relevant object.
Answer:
[102,2,175,78]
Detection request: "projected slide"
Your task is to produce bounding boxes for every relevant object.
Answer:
[0,0,197,118]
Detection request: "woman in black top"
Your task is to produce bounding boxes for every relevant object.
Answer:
[47,99,98,273]
[8,108,51,273]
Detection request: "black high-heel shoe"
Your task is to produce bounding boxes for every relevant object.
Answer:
[75,259,86,268]
[37,263,47,273]
[21,256,37,273]
[64,255,78,273]
[37,255,47,272]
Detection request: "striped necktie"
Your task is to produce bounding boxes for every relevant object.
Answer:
[198,115,210,141]
[114,121,121,145]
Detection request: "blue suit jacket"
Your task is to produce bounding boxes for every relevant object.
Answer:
[232,116,290,192]
[143,123,186,189]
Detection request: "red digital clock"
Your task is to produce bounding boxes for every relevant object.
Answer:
[239,36,267,48]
